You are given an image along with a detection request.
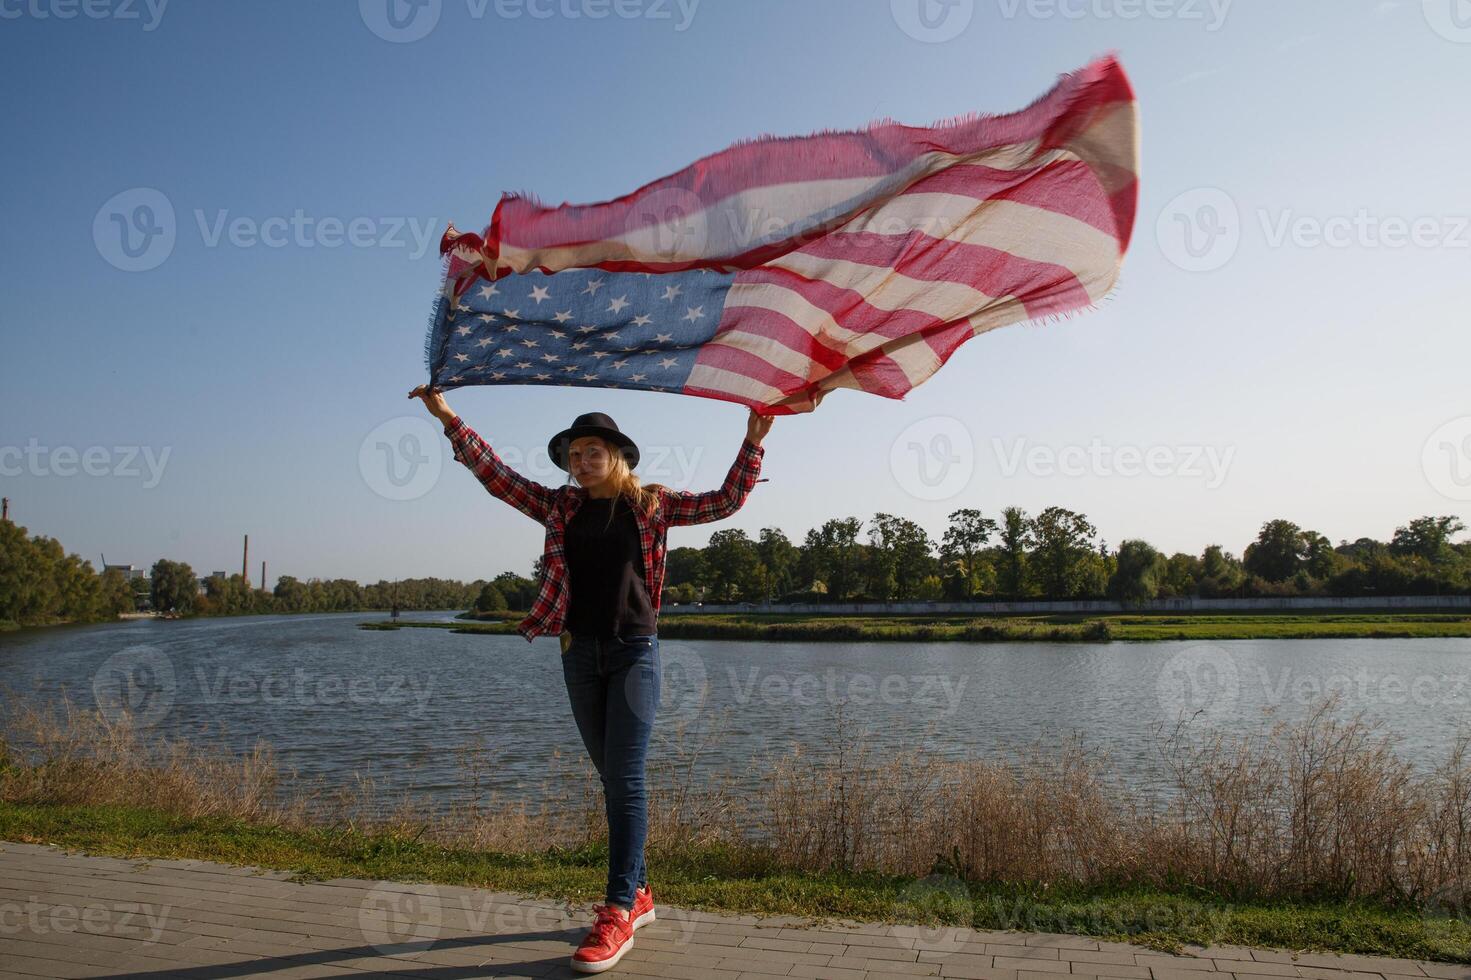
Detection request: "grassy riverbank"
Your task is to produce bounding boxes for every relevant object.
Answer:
[360,609,1471,641]
[2,693,1469,961]
[2,799,1467,962]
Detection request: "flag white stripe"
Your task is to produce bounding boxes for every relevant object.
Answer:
[493,138,1068,272]
[822,195,1122,300]
[685,362,790,402]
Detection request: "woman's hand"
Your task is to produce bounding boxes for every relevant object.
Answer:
[408,384,455,426]
[746,407,774,446]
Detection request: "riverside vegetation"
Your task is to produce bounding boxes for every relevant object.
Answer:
[1,690,1468,961]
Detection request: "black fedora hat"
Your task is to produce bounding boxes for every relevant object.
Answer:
[548,412,640,472]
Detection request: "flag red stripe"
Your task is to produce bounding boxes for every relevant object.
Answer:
[793,231,1095,317]
[902,160,1124,239]
[689,340,815,394]
[700,304,852,373]
[489,58,1134,253]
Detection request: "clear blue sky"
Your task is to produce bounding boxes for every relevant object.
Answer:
[2,0,1467,587]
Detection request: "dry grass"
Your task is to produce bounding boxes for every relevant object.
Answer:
[2,689,1468,912]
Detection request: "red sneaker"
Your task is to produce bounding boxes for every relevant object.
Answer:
[630,883,656,931]
[570,902,635,973]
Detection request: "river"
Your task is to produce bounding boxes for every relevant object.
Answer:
[2,611,1468,813]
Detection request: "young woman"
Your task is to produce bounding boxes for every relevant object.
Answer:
[409,384,773,973]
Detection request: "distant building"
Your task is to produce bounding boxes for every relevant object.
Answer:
[103,563,148,582]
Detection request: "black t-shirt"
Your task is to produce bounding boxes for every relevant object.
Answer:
[565,493,656,639]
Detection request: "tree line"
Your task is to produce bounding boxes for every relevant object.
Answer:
[4,508,1467,628]
[0,518,491,627]
[652,509,1471,605]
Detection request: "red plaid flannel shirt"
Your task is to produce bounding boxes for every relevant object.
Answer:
[442,415,765,642]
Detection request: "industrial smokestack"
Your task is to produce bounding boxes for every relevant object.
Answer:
[261,561,266,593]
[2,497,8,522]
[242,534,250,587]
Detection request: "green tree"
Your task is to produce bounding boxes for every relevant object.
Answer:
[272,574,309,613]
[756,528,799,600]
[98,566,137,615]
[1302,531,1339,580]
[1198,544,1244,597]
[940,508,997,599]
[1391,515,1467,564]
[867,513,936,600]
[1243,519,1309,582]
[995,506,1032,599]
[1030,506,1097,599]
[150,558,198,614]
[799,518,864,599]
[664,546,709,595]
[705,528,762,602]
[492,571,537,609]
[1160,553,1203,597]
[1108,539,1166,605]
[474,582,508,612]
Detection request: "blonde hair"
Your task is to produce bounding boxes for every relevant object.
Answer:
[567,436,666,528]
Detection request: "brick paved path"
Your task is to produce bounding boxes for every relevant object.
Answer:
[1,841,1466,980]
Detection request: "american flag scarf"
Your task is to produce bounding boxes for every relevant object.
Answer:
[424,55,1139,415]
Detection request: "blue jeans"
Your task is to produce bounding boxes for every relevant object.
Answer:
[560,631,660,909]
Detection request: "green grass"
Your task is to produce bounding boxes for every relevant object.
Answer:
[0,800,1465,962]
[360,610,1471,642]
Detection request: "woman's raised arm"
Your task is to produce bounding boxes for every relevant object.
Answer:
[409,385,558,526]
